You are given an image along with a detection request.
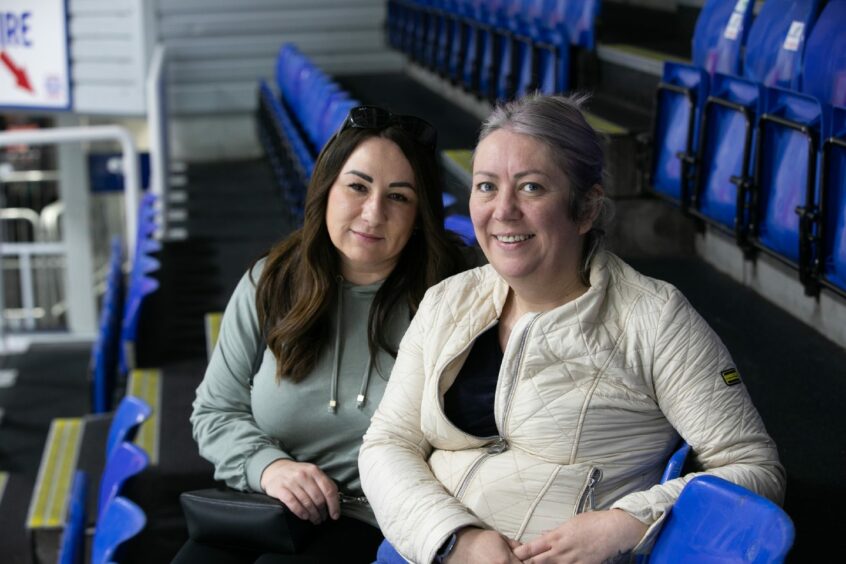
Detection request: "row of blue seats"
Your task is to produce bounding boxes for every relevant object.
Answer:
[258,42,477,244]
[91,193,161,413]
[651,0,846,296]
[257,44,361,220]
[58,396,152,564]
[387,0,599,102]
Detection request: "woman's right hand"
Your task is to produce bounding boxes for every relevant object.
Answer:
[446,527,523,564]
[259,459,341,524]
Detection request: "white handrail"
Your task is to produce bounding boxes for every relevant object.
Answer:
[146,44,169,234]
[0,125,140,261]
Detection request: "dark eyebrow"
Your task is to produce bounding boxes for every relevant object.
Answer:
[388,181,415,190]
[473,171,498,178]
[346,170,373,182]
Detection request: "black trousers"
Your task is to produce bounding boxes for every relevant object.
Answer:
[171,516,383,564]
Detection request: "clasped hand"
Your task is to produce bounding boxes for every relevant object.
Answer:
[259,459,341,525]
[448,509,647,564]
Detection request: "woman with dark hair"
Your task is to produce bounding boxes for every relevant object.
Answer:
[178,106,467,563]
[360,94,784,564]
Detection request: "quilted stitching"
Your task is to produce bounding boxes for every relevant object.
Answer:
[361,253,784,561]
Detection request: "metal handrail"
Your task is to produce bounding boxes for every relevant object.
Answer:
[146,44,169,235]
[0,126,140,260]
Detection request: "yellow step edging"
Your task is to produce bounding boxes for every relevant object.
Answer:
[128,369,162,465]
[443,149,474,175]
[205,312,223,362]
[0,472,9,506]
[26,418,83,529]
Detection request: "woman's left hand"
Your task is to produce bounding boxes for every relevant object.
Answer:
[511,509,647,564]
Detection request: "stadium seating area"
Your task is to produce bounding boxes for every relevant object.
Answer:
[3,1,846,563]
[651,0,846,297]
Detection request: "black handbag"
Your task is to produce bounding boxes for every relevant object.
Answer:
[180,488,314,553]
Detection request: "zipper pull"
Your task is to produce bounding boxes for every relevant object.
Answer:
[486,437,509,454]
[586,467,602,512]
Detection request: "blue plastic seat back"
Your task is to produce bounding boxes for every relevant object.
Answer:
[650,475,794,563]
[375,538,407,564]
[98,441,149,521]
[445,214,476,245]
[320,97,359,150]
[92,496,147,564]
[743,0,820,90]
[692,0,755,75]
[57,471,88,564]
[660,441,691,484]
[564,0,600,49]
[754,88,822,262]
[652,63,710,202]
[822,105,846,291]
[695,74,762,230]
[802,0,846,106]
[106,395,152,462]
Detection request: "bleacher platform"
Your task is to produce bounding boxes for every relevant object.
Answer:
[1,1,845,562]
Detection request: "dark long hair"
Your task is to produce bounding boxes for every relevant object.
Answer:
[254,125,465,382]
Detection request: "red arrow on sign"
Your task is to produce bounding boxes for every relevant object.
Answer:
[0,51,34,94]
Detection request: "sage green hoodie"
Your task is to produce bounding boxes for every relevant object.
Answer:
[191,259,409,525]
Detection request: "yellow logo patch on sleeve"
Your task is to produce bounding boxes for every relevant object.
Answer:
[721,368,742,386]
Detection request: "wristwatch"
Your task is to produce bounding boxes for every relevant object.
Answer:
[433,532,458,563]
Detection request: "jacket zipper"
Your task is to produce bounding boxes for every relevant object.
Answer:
[574,466,603,515]
[452,315,537,502]
[499,314,540,434]
[454,437,511,501]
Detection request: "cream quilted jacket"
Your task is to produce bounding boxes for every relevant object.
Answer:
[359,252,785,563]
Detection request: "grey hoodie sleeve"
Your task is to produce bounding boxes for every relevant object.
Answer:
[191,262,293,492]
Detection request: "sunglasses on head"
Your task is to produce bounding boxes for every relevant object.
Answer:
[341,105,438,150]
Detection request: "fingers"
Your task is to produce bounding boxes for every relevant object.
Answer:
[505,537,522,550]
[512,538,551,561]
[262,461,340,524]
[278,485,322,524]
[313,470,341,520]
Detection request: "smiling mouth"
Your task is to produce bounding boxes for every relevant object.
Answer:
[494,234,535,243]
[352,230,384,240]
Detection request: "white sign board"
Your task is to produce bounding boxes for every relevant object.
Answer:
[0,0,70,110]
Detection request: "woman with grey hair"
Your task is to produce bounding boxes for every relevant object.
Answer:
[359,93,784,564]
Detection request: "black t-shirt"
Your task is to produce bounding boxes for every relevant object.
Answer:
[443,324,502,438]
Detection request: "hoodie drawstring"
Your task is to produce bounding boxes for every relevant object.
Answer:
[329,281,373,413]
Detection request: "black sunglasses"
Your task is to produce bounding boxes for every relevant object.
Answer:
[341,105,438,150]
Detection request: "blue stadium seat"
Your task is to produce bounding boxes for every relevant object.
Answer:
[651,0,755,207]
[801,0,846,108]
[690,0,821,238]
[462,0,498,93]
[98,441,149,521]
[57,471,88,564]
[659,441,691,484]
[748,1,846,293]
[651,64,710,205]
[749,87,821,275]
[448,1,477,83]
[120,195,160,377]
[445,213,476,245]
[563,0,601,51]
[820,105,846,294]
[92,238,124,413]
[105,395,152,463]
[92,496,147,564]
[692,0,755,76]
[649,475,794,563]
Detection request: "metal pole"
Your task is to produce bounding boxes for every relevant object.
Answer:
[0,125,141,262]
[146,44,169,235]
